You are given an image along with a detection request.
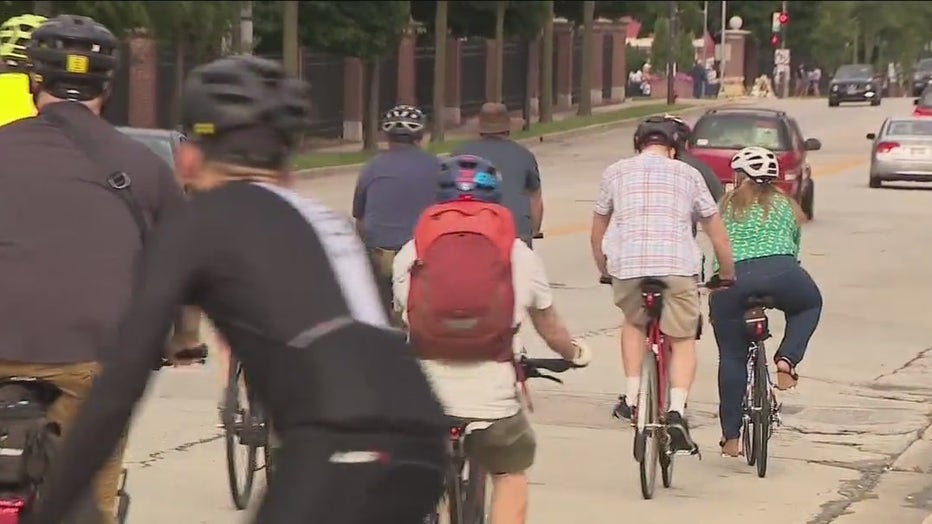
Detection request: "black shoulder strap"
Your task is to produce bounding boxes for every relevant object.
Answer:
[40,111,149,246]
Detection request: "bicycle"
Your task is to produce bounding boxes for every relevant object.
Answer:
[425,355,578,524]
[737,293,782,478]
[221,355,273,510]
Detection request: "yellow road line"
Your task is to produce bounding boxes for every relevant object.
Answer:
[542,156,866,238]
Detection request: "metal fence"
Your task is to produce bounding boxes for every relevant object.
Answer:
[502,39,529,112]
[102,42,130,127]
[460,38,487,118]
[304,52,345,138]
[572,33,583,105]
[602,33,614,100]
[414,43,435,119]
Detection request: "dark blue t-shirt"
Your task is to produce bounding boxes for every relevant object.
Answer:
[352,145,440,250]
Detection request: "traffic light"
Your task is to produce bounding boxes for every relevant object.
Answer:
[771,11,788,47]
[778,12,789,25]
[771,34,781,47]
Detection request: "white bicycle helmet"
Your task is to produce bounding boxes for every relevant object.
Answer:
[730,146,780,181]
[381,104,426,136]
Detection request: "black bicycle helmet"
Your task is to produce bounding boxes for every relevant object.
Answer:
[26,14,119,101]
[663,114,692,147]
[633,116,677,152]
[181,55,312,169]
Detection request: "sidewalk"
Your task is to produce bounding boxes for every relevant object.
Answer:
[311,97,726,155]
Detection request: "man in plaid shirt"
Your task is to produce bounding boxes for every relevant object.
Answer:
[590,117,735,453]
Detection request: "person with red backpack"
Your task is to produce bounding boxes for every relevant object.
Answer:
[392,154,591,524]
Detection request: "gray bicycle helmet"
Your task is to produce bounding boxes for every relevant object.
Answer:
[181,55,312,169]
[26,14,119,101]
[633,116,677,151]
[381,104,426,137]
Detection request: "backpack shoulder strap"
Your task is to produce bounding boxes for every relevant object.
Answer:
[40,111,149,246]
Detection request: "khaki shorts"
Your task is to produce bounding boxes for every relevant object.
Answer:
[456,412,536,475]
[612,276,700,339]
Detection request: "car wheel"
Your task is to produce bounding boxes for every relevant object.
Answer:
[828,100,839,107]
[870,98,881,106]
[801,180,815,220]
[869,176,881,188]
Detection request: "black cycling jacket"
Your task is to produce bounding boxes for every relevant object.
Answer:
[678,149,725,203]
[25,181,447,523]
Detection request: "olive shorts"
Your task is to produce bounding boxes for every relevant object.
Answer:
[611,276,700,339]
[456,411,536,475]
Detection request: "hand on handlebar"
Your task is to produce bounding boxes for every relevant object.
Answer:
[570,338,592,367]
[704,274,736,291]
[160,343,209,368]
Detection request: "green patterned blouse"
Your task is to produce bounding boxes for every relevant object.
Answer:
[714,196,801,271]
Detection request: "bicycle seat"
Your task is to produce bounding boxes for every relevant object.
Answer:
[745,294,775,309]
[640,278,668,294]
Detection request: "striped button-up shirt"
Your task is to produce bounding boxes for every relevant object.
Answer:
[594,151,718,280]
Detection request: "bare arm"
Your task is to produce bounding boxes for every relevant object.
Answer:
[528,306,578,361]
[590,212,610,277]
[700,212,735,279]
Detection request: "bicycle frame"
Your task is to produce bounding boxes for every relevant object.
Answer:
[636,298,670,433]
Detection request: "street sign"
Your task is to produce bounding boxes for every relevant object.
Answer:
[775,48,791,66]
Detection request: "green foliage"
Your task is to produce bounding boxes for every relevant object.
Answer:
[675,30,695,69]
[649,16,670,73]
[255,1,409,58]
[625,43,647,74]
[410,1,548,40]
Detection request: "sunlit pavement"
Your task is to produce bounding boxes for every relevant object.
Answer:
[124,97,932,523]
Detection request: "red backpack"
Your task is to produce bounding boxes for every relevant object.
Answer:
[407,200,517,361]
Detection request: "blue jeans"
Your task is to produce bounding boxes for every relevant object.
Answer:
[709,255,822,439]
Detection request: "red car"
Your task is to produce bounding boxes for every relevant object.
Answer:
[687,107,821,219]
[913,87,932,117]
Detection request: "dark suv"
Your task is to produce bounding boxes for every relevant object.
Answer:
[687,107,821,219]
[912,58,932,97]
[828,64,881,107]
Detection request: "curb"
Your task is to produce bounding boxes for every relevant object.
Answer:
[295,97,758,179]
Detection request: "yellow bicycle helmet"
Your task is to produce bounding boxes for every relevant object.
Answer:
[0,13,47,68]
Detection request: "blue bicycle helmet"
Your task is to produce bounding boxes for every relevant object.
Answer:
[437,155,502,204]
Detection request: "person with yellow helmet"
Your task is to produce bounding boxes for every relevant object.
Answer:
[0,13,46,126]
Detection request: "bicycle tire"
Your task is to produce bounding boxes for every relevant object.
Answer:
[464,459,488,524]
[754,349,771,478]
[224,359,258,510]
[659,375,674,488]
[742,415,755,466]
[445,459,465,524]
[638,356,659,500]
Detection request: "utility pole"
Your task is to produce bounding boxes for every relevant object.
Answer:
[780,0,789,99]
[719,0,727,97]
[666,1,676,105]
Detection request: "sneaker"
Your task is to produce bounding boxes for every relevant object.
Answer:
[612,395,637,421]
[665,411,699,454]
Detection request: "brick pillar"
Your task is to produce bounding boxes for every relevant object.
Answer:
[610,19,627,101]
[590,21,608,107]
[554,18,574,109]
[528,37,540,115]
[721,29,749,98]
[444,37,462,126]
[343,58,364,142]
[127,31,157,129]
[396,21,420,106]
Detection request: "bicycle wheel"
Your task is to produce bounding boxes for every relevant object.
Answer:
[638,356,659,500]
[753,349,771,478]
[463,459,488,524]
[445,460,465,524]
[742,412,755,466]
[659,377,674,488]
[223,359,258,510]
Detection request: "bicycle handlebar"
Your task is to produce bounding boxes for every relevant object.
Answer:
[159,344,208,368]
[599,275,612,285]
[518,355,579,384]
[533,232,544,239]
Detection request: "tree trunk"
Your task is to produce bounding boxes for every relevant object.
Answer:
[577,1,595,116]
[172,36,186,128]
[431,1,449,143]
[282,1,299,75]
[32,1,52,16]
[363,59,381,153]
[492,1,506,103]
[539,1,554,123]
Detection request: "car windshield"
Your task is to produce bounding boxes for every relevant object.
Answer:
[123,133,174,167]
[886,120,932,137]
[918,58,932,72]
[834,65,873,79]
[921,90,932,106]
[690,115,790,151]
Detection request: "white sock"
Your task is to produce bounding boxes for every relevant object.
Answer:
[670,388,688,415]
[625,377,641,406]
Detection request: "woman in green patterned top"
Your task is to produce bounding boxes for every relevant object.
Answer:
[709,147,822,458]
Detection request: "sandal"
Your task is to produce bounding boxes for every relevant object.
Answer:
[719,438,742,457]
[774,357,799,391]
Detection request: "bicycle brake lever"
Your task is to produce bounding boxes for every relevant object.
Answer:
[539,373,564,384]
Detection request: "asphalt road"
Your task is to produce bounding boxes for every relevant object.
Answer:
[123,96,932,523]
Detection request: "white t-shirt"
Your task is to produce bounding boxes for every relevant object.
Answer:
[393,239,553,419]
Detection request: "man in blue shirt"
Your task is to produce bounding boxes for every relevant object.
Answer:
[353,104,439,315]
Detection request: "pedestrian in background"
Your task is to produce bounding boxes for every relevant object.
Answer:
[454,102,543,249]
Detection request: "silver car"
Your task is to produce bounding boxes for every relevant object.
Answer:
[116,127,186,169]
[867,117,932,188]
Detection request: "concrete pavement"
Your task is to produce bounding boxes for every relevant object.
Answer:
[122,96,932,523]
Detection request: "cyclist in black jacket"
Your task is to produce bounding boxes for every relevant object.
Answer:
[664,114,725,203]
[25,55,447,524]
